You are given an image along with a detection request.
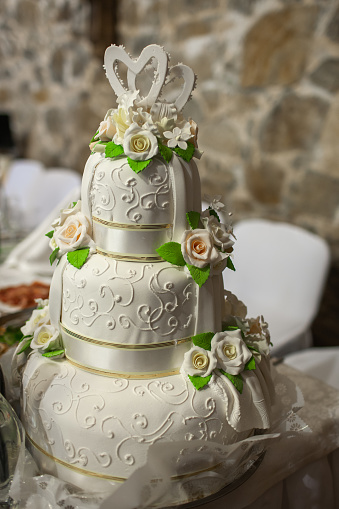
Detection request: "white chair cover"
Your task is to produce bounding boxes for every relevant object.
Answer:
[223,219,330,357]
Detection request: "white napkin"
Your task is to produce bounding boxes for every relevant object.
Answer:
[2,187,80,279]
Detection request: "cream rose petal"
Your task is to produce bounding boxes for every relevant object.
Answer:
[31,324,60,351]
[123,123,159,161]
[182,346,217,377]
[181,229,217,269]
[211,330,252,375]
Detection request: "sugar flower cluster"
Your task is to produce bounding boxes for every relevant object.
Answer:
[17,299,64,358]
[89,90,198,162]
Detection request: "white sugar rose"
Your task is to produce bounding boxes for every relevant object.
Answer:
[31,324,60,351]
[123,123,158,161]
[181,229,220,269]
[211,329,252,375]
[21,305,50,336]
[224,290,247,319]
[182,346,217,377]
[52,212,92,255]
[51,201,81,229]
[97,115,116,141]
[201,215,235,252]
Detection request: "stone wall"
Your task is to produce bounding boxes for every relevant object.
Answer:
[0,0,115,174]
[1,0,339,264]
[119,0,339,265]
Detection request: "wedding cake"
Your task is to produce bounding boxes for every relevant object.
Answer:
[16,45,275,498]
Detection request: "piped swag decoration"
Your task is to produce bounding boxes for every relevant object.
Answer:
[89,44,200,173]
[46,200,95,269]
[156,207,235,287]
[182,327,257,392]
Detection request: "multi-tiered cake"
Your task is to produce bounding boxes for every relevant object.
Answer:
[16,45,274,496]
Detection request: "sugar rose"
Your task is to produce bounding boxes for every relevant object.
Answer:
[182,346,217,377]
[97,116,116,141]
[201,215,234,252]
[21,305,50,336]
[211,330,252,375]
[52,212,92,255]
[123,123,158,161]
[181,229,220,269]
[31,324,60,351]
[51,201,82,229]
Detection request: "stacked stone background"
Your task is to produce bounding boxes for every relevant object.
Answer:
[1,0,339,265]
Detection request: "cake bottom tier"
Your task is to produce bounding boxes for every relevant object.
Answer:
[21,352,253,492]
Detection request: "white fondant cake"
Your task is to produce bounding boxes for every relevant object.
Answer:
[16,44,275,502]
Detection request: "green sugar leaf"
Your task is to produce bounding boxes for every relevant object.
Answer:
[127,157,152,174]
[173,141,195,162]
[245,356,256,371]
[158,140,173,163]
[186,211,200,230]
[19,334,33,343]
[17,338,32,355]
[247,345,260,353]
[220,370,243,394]
[45,230,54,239]
[89,130,99,144]
[67,248,90,269]
[191,332,214,351]
[49,247,60,266]
[105,141,124,158]
[42,349,65,358]
[156,242,186,266]
[188,374,212,390]
[187,264,210,287]
[222,325,240,332]
[226,257,235,271]
[208,207,221,223]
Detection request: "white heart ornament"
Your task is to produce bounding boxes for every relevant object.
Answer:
[169,64,196,112]
[104,45,169,109]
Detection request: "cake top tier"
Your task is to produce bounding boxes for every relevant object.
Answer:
[104,44,196,111]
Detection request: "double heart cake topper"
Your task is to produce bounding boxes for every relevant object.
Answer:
[104,44,196,111]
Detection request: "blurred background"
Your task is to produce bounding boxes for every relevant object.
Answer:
[0,0,338,344]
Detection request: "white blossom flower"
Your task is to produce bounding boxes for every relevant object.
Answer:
[204,195,225,212]
[31,324,61,351]
[123,123,159,161]
[163,122,192,150]
[181,229,220,269]
[211,329,252,375]
[182,346,217,377]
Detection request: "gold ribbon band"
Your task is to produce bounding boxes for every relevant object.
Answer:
[61,323,191,350]
[66,355,180,379]
[26,432,223,483]
[93,216,172,231]
[96,247,163,262]
[26,433,126,482]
